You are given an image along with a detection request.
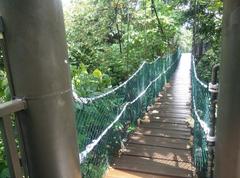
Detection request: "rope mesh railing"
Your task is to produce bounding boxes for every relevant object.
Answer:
[191,57,211,177]
[74,50,181,178]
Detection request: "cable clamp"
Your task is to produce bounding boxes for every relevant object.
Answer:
[208,82,218,93]
[207,134,216,142]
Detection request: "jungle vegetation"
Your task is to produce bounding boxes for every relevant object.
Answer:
[0,0,223,176]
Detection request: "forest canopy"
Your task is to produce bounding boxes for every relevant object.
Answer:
[0,0,223,176]
[64,0,191,96]
[0,0,223,99]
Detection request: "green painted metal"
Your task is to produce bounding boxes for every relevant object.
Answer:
[0,0,81,177]
[192,56,221,178]
[191,57,210,177]
[74,50,181,178]
[207,64,219,178]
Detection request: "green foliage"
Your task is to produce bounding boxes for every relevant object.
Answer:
[189,0,223,81]
[0,137,9,178]
[64,0,186,90]
[0,0,194,175]
[177,27,192,53]
[72,64,111,96]
[0,168,9,178]
[0,70,10,102]
[76,51,181,177]
[196,48,219,82]
[0,68,10,177]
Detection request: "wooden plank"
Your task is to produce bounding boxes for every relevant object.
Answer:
[153,104,190,110]
[140,121,191,132]
[149,117,187,122]
[153,103,191,110]
[155,102,190,107]
[154,101,190,106]
[140,122,189,130]
[166,82,190,86]
[166,90,191,94]
[157,94,188,98]
[160,99,190,103]
[159,96,191,101]
[150,119,187,125]
[128,135,191,150]
[149,109,191,114]
[164,91,190,95]
[124,143,192,162]
[141,125,191,133]
[151,113,190,119]
[166,93,191,96]
[156,99,191,103]
[135,128,191,139]
[151,111,191,118]
[160,93,191,96]
[163,93,191,98]
[150,116,187,121]
[171,81,191,84]
[153,103,190,107]
[105,168,175,178]
[149,106,190,112]
[157,103,190,107]
[169,85,191,87]
[129,134,190,145]
[166,87,191,90]
[112,155,193,178]
[133,132,190,140]
[167,85,190,91]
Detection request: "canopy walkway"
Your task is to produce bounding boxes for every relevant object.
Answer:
[2,1,240,177]
[73,50,182,177]
[105,53,193,178]
[73,51,214,178]
[0,49,216,178]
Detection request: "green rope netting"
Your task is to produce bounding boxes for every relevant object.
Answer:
[191,58,211,177]
[74,50,181,178]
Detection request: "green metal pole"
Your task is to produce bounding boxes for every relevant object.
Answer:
[0,0,81,178]
[215,1,240,178]
[207,64,219,178]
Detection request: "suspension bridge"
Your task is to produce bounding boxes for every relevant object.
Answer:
[72,52,213,178]
[105,53,193,178]
[1,1,240,178]
[0,46,216,178]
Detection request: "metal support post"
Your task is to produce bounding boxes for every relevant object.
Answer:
[0,0,82,177]
[215,1,240,178]
[207,64,220,178]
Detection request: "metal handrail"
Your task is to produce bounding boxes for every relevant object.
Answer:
[0,99,27,117]
[0,99,27,178]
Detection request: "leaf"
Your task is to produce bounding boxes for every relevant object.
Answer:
[92,69,103,79]
[80,63,88,74]
[0,168,10,178]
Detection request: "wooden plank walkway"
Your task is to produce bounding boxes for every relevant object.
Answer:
[105,54,194,178]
